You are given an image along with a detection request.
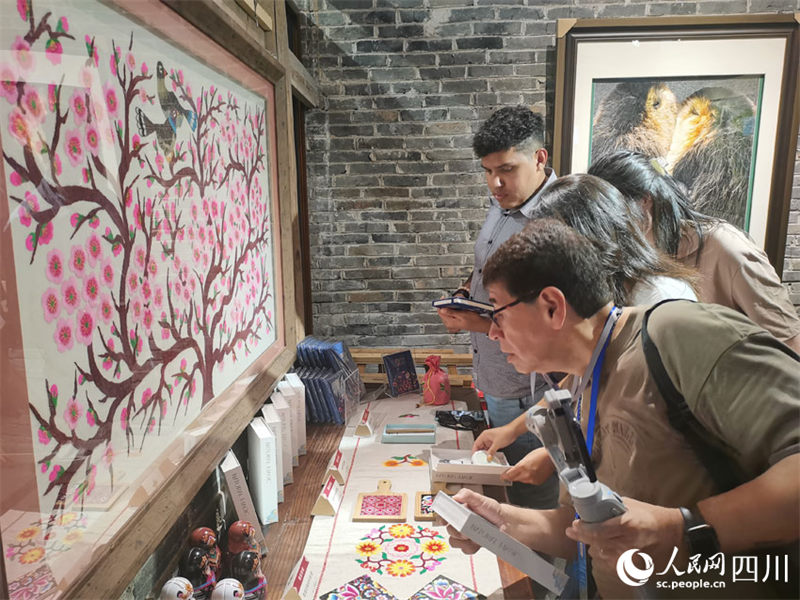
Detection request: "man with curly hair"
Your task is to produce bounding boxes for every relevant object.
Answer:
[436,105,559,509]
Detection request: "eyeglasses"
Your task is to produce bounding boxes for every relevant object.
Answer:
[488,291,540,326]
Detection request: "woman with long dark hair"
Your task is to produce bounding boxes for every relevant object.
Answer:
[529,173,697,306]
[589,150,800,353]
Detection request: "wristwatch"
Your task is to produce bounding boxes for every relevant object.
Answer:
[679,506,720,556]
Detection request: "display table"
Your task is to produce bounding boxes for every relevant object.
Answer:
[284,395,510,599]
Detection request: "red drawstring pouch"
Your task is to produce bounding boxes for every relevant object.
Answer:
[422,355,451,406]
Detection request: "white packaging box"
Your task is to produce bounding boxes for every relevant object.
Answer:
[278,379,303,463]
[261,403,286,501]
[268,390,294,485]
[247,417,280,525]
[220,450,267,548]
[430,448,511,486]
[282,373,307,455]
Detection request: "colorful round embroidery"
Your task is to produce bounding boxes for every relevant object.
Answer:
[355,524,449,578]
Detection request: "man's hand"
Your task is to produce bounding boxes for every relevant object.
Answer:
[502,447,556,484]
[437,307,491,334]
[565,497,684,570]
[445,488,506,555]
[472,422,517,456]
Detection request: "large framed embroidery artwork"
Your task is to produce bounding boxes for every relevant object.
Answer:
[0,0,287,595]
[552,15,800,271]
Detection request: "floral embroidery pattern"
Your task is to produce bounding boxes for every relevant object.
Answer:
[382,454,427,468]
[357,495,403,518]
[4,512,89,566]
[408,574,487,600]
[355,524,449,578]
[319,574,399,600]
[2,0,276,518]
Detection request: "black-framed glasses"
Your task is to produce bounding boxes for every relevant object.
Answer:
[488,291,540,326]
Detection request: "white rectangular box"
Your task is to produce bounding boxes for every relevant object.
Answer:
[261,403,286,501]
[278,379,303,463]
[432,491,567,595]
[270,390,294,483]
[247,417,279,525]
[430,448,511,486]
[220,450,266,548]
[282,373,307,455]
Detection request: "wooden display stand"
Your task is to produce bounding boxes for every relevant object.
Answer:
[350,347,474,387]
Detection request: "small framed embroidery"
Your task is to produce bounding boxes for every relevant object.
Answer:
[414,492,436,522]
[352,480,407,522]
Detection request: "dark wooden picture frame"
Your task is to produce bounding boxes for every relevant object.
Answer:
[552,15,800,272]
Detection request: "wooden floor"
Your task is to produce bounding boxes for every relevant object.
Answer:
[261,421,536,600]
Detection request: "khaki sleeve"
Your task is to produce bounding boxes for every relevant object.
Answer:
[729,250,800,343]
[690,332,800,476]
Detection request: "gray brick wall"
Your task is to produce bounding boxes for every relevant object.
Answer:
[298,0,800,348]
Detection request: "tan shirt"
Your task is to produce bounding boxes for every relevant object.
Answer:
[677,222,800,343]
[563,302,800,598]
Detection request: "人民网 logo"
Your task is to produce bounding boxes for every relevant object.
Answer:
[616,548,655,586]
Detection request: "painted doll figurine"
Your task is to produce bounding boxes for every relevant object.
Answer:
[226,521,261,557]
[159,576,194,600]
[229,551,266,600]
[190,527,222,578]
[210,578,245,600]
[179,546,216,599]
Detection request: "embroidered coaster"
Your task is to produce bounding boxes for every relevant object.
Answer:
[352,480,407,522]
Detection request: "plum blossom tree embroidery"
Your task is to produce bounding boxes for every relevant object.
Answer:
[2,0,275,516]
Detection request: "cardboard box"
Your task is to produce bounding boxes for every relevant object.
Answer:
[430,448,511,486]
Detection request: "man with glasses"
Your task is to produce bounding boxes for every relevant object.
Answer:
[446,218,799,598]
[436,105,559,509]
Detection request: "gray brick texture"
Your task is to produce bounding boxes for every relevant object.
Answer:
[300,0,800,349]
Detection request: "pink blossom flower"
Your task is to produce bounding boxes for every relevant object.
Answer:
[135,246,146,267]
[53,153,62,175]
[120,408,127,431]
[161,326,170,340]
[109,52,117,76]
[45,38,62,66]
[61,278,79,314]
[86,408,96,427]
[143,309,153,331]
[69,245,87,277]
[147,417,156,433]
[0,64,18,104]
[64,128,83,167]
[103,83,118,115]
[154,287,163,307]
[127,272,138,292]
[54,318,74,351]
[112,241,122,257]
[132,133,141,152]
[12,36,33,73]
[87,464,97,495]
[88,214,99,228]
[85,125,99,156]
[141,280,151,300]
[126,52,136,71]
[17,0,28,21]
[132,299,142,319]
[76,310,94,344]
[70,90,87,123]
[141,388,152,407]
[86,234,102,264]
[99,295,113,323]
[64,397,81,428]
[37,427,50,445]
[58,17,69,32]
[41,287,60,323]
[141,62,148,75]
[49,465,63,482]
[148,259,158,277]
[38,222,53,246]
[101,259,114,286]
[84,276,100,304]
[22,89,44,122]
[8,108,31,145]
[102,443,114,465]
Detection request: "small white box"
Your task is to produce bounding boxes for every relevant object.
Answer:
[282,374,307,455]
[270,390,294,484]
[430,448,511,486]
[247,417,279,525]
[261,403,286,501]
